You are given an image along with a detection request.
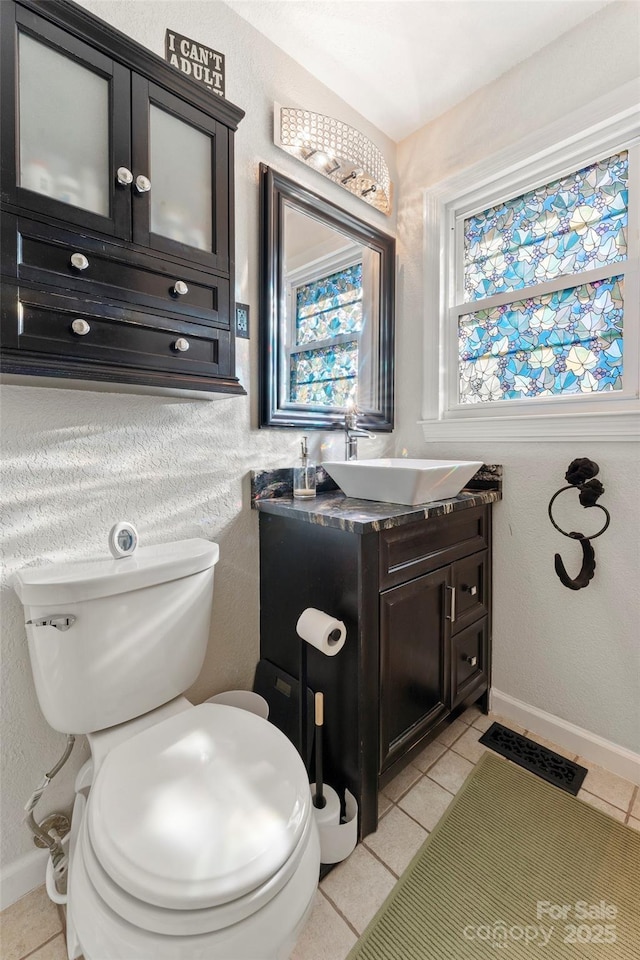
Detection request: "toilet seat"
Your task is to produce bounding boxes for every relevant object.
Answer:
[86,704,312,924]
[79,805,315,935]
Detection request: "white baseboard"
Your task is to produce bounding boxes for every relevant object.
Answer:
[0,847,47,911]
[491,689,640,786]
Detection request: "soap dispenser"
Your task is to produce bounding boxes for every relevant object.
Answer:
[293,437,316,500]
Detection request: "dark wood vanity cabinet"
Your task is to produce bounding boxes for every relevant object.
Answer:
[259,502,492,840]
[0,0,244,394]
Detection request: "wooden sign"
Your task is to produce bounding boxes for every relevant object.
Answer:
[165,30,225,98]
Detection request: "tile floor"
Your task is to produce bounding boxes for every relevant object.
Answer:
[2,707,638,960]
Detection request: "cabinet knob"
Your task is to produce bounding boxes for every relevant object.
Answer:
[134,174,151,194]
[71,319,91,336]
[116,166,133,186]
[173,337,190,352]
[70,252,89,271]
[461,583,478,596]
[172,280,189,297]
[465,655,478,667]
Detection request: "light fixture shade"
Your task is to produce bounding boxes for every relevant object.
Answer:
[274,104,392,215]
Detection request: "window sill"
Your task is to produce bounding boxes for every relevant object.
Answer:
[419,408,639,442]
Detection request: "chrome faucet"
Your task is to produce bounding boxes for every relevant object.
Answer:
[344,406,375,460]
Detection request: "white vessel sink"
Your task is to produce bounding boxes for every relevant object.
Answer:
[322,459,484,506]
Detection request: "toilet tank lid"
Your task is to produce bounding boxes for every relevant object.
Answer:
[12,539,219,606]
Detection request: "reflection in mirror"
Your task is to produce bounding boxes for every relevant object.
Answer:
[260,165,394,430]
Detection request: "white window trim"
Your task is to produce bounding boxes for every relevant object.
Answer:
[419,81,640,442]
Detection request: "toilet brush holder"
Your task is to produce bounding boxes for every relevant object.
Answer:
[309,783,358,864]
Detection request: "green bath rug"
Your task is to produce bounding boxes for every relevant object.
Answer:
[348,752,640,958]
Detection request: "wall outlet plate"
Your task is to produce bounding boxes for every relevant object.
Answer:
[235,303,250,339]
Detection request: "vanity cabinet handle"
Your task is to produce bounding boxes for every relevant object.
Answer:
[172,280,189,297]
[70,252,89,271]
[465,655,478,667]
[461,583,478,596]
[71,319,91,336]
[446,585,456,622]
[173,337,190,353]
[135,174,151,194]
[116,166,133,186]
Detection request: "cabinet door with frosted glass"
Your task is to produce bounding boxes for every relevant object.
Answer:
[1,5,131,239]
[131,77,229,276]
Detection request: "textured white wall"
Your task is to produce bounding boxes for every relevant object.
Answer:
[395,2,640,751]
[0,0,396,871]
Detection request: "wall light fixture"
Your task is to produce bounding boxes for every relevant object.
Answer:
[274,103,392,215]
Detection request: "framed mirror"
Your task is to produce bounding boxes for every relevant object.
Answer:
[259,165,395,430]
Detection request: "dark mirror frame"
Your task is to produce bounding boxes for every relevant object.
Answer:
[259,164,395,430]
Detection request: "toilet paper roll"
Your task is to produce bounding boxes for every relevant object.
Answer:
[296,608,346,656]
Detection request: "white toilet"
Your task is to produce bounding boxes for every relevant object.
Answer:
[12,537,320,960]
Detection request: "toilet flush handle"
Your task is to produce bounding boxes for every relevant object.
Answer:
[26,615,76,631]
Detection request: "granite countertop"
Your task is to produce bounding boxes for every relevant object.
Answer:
[252,465,502,534]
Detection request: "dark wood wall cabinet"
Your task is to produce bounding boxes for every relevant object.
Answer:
[1,0,245,394]
[258,500,494,840]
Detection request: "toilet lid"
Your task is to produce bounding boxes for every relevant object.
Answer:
[88,704,311,910]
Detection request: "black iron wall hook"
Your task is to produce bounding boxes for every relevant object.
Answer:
[548,459,610,591]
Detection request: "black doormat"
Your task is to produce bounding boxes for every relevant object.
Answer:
[479,722,587,795]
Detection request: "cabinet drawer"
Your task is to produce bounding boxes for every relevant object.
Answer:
[451,618,488,708]
[2,284,231,379]
[9,216,229,328]
[379,507,488,590]
[452,550,489,634]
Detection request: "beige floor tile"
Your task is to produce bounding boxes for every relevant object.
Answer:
[289,890,357,960]
[631,791,640,819]
[578,760,635,812]
[427,751,475,794]
[435,718,467,746]
[398,775,454,832]
[364,806,428,877]
[471,712,493,733]
[378,792,393,819]
[26,935,68,960]
[577,790,626,823]
[627,817,640,832]
[0,886,62,960]
[381,763,421,802]
[321,844,395,935]
[451,724,489,764]
[458,704,482,725]
[488,713,527,736]
[412,739,447,773]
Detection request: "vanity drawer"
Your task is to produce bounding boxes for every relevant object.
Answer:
[451,617,488,708]
[2,283,231,380]
[8,215,229,328]
[379,507,488,590]
[452,550,489,633]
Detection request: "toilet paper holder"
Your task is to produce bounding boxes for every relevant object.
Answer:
[295,608,357,864]
[295,608,346,776]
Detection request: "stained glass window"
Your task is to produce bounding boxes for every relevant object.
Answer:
[459,276,624,403]
[455,151,631,407]
[290,341,358,406]
[463,153,628,302]
[295,264,363,345]
[289,262,363,405]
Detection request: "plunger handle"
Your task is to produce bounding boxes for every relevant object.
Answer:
[314,692,326,809]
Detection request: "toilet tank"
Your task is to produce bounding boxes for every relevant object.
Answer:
[12,539,219,734]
